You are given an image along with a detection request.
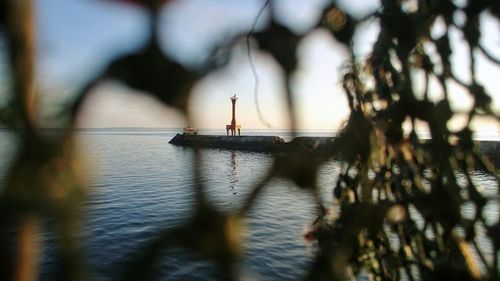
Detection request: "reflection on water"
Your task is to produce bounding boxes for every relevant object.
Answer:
[230,151,238,195]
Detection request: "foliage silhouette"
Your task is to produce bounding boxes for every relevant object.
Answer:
[0,0,498,280]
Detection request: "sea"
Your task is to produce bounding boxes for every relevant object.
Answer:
[0,128,498,280]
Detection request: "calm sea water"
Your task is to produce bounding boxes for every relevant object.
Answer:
[0,129,337,280]
[0,129,497,280]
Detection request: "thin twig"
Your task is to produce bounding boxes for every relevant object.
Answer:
[246,0,272,128]
[478,44,500,64]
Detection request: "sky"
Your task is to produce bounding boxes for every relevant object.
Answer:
[2,0,498,132]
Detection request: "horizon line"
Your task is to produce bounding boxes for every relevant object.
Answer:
[0,127,342,131]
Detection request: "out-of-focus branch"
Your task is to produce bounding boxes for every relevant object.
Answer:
[5,0,36,129]
[3,1,39,281]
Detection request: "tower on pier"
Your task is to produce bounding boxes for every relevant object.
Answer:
[226,94,241,136]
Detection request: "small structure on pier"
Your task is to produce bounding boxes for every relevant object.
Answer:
[182,126,198,135]
[226,94,241,136]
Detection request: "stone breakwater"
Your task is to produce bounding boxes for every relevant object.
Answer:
[168,134,286,152]
[169,134,499,166]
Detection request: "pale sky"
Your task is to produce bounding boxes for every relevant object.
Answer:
[4,0,498,133]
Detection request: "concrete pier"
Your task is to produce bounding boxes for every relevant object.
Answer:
[169,134,285,152]
[169,134,499,166]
